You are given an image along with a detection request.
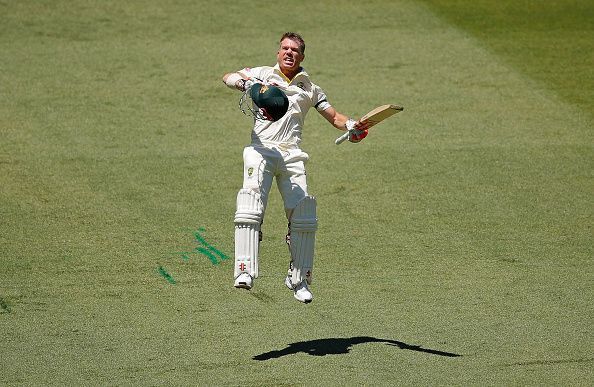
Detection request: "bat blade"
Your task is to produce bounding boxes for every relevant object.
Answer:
[360,104,403,127]
[335,104,403,145]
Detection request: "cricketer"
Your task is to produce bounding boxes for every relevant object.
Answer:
[222,32,369,303]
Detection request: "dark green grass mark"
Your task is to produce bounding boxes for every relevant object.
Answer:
[192,228,230,264]
[157,266,176,285]
[176,228,230,265]
[0,297,11,313]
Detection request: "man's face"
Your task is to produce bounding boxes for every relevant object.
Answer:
[277,38,305,75]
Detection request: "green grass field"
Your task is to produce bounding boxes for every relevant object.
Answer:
[1,0,592,385]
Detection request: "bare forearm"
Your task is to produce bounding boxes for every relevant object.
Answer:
[320,106,370,145]
[320,107,352,131]
[331,112,351,131]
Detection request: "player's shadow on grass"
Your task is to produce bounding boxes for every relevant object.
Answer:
[253,336,461,360]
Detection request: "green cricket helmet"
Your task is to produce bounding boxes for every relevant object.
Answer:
[249,84,289,121]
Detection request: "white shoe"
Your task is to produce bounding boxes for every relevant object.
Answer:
[234,273,253,290]
[293,280,313,304]
[284,275,293,290]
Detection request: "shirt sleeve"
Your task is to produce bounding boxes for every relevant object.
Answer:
[238,66,267,82]
[237,67,251,78]
[312,84,331,112]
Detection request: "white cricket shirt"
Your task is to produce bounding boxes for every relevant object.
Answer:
[238,64,331,147]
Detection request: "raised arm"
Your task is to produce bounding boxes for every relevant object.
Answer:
[222,72,252,92]
[319,106,369,143]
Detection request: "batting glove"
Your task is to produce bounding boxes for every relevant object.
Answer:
[349,128,368,143]
[345,119,368,143]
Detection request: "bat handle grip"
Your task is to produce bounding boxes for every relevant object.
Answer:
[335,130,351,145]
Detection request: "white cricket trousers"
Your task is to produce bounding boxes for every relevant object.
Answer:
[241,144,310,217]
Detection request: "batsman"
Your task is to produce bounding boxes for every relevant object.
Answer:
[222,32,370,303]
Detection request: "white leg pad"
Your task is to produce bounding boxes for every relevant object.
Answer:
[289,196,317,286]
[234,189,263,279]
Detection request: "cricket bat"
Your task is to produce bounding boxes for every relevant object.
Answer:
[335,104,404,145]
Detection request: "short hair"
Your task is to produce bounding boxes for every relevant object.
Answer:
[280,32,305,55]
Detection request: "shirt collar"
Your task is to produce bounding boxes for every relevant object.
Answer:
[274,63,307,83]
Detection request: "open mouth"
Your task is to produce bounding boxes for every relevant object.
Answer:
[283,56,294,66]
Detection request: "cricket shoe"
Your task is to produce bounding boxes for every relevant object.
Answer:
[292,280,313,304]
[234,273,253,290]
[284,274,293,290]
